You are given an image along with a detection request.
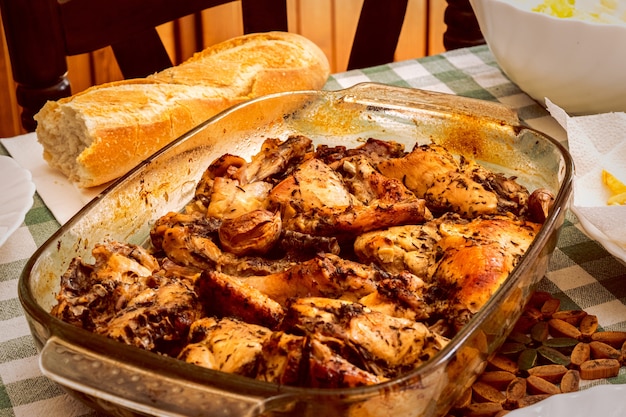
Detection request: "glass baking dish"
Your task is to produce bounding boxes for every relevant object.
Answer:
[19,83,573,417]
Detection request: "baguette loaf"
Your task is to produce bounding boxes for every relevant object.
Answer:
[35,32,330,188]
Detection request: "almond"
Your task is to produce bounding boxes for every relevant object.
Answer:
[589,341,621,360]
[526,364,568,383]
[526,375,561,395]
[551,310,587,326]
[516,394,552,408]
[548,318,582,339]
[540,298,561,318]
[479,371,517,391]
[560,369,580,393]
[579,314,598,338]
[579,359,620,380]
[472,381,506,404]
[488,355,519,375]
[591,331,626,349]
[570,342,590,368]
[505,377,527,404]
[464,402,504,417]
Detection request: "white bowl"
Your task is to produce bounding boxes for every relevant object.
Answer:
[470,0,626,115]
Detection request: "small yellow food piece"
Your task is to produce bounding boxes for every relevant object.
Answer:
[602,170,626,205]
[608,192,626,205]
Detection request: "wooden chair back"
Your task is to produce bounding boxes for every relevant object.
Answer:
[0,0,483,132]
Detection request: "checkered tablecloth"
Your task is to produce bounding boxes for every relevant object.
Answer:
[1,45,625,417]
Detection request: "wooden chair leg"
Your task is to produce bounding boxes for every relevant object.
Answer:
[241,0,288,33]
[347,0,409,70]
[1,0,71,131]
[16,78,71,132]
[443,0,485,50]
[111,28,173,79]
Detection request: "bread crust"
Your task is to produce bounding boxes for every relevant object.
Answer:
[35,32,330,187]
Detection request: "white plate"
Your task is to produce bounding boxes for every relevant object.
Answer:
[508,384,626,417]
[0,155,36,247]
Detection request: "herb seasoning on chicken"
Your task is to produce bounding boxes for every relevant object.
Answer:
[50,135,554,388]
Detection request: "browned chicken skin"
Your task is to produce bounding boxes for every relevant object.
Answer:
[282,297,448,379]
[178,317,272,376]
[270,155,433,238]
[51,135,552,389]
[378,143,531,218]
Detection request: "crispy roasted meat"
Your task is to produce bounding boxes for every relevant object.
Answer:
[270,155,432,238]
[354,213,542,330]
[100,278,202,354]
[197,253,380,309]
[51,242,161,330]
[52,241,203,355]
[432,213,541,329]
[51,135,554,389]
[196,269,286,329]
[178,317,271,376]
[282,297,448,379]
[377,143,531,218]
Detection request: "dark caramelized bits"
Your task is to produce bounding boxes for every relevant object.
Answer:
[449,292,626,417]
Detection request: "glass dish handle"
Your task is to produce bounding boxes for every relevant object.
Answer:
[40,336,275,417]
[344,82,521,126]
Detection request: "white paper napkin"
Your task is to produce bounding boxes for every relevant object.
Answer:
[1,133,106,225]
[545,99,626,259]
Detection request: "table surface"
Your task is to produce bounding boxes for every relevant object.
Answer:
[1,44,625,417]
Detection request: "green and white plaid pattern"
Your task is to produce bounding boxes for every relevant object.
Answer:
[1,45,624,416]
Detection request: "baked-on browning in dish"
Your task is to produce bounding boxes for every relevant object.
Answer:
[51,136,554,388]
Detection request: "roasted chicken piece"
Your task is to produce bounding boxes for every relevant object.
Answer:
[239,253,380,305]
[233,135,313,185]
[259,330,384,388]
[377,143,530,218]
[155,220,293,276]
[256,331,311,386]
[51,241,161,330]
[178,317,271,376]
[194,252,384,327]
[194,135,313,206]
[354,213,542,330]
[432,213,541,330]
[206,177,274,220]
[100,278,202,354]
[306,338,384,388]
[315,137,406,166]
[196,269,286,329]
[358,271,432,322]
[282,297,448,379]
[51,241,203,355]
[354,221,441,278]
[270,155,432,238]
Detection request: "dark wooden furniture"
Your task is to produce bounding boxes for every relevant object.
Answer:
[0,0,290,132]
[444,0,485,50]
[0,0,482,132]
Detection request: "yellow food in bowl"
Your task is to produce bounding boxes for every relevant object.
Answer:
[533,0,626,24]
